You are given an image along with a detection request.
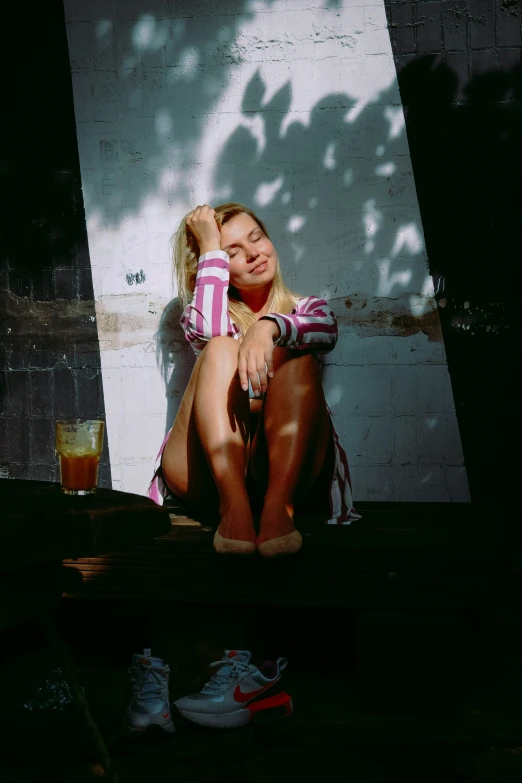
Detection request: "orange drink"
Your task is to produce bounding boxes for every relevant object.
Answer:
[55,419,104,495]
[59,454,100,492]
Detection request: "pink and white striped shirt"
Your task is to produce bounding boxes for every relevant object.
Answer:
[182,251,339,355]
[149,250,360,525]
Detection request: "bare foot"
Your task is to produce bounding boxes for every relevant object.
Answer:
[214,504,256,555]
[257,500,302,557]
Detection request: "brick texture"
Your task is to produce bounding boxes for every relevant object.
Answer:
[0,0,110,485]
[384,0,521,504]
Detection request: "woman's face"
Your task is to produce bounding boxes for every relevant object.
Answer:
[219,212,277,293]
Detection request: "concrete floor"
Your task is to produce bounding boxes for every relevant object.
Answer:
[1,600,522,782]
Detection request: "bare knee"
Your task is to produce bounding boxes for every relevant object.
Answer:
[197,337,241,388]
[202,336,240,363]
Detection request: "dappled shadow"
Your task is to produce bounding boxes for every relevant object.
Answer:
[213,73,424,301]
[156,46,521,505]
[62,2,521,503]
[156,69,430,456]
[73,0,345,229]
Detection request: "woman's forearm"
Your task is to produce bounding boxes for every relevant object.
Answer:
[260,296,338,353]
[199,244,222,256]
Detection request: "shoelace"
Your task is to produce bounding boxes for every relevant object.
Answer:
[201,656,251,694]
[130,663,168,701]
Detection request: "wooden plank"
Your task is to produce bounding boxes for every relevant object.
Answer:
[61,582,491,610]
[168,501,497,530]
[62,504,502,610]
[153,521,498,555]
[0,480,171,571]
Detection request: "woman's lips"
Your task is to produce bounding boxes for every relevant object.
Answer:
[251,262,267,274]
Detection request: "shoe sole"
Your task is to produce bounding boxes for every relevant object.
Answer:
[177,691,293,729]
[123,716,176,736]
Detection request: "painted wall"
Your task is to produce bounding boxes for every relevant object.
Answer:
[62,0,469,501]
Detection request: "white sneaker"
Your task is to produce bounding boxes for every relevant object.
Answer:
[174,649,293,729]
[124,649,175,735]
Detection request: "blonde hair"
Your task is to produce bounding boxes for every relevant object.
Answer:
[173,202,298,336]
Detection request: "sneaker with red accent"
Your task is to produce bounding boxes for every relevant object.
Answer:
[124,649,175,735]
[174,649,293,729]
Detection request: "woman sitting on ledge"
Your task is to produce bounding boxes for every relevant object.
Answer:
[149,202,359,556]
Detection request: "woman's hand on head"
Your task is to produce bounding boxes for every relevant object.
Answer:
[237,320,280,396]
[186,205,221,255]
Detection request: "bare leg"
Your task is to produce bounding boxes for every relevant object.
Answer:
[162,337,256,552]
[162,352,218,514]
[249,350,332,556]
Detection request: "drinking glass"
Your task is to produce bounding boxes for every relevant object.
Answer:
[55,419,105,495]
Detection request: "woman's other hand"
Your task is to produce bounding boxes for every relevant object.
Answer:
[186,204,221,255]
[238,320,280,396]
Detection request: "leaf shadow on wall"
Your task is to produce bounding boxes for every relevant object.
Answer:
[80,0,344,229]
[157,55,521,508]
[213,70,424,300]
[157,74,425,454]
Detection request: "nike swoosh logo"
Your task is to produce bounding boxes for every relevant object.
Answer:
[162,712,170,718]
[233,683,273,704]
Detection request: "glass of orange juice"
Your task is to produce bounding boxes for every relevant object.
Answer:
[55,419,105,495]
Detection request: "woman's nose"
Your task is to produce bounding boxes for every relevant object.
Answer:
[247,245,259,262]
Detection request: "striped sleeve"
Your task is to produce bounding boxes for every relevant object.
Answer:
[180,250,239,354]
[260,296,338,354]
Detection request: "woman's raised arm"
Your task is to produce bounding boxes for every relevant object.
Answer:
[180,250,238,354]
[180,205,238,354]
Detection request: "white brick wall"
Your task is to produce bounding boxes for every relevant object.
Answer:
[64,0,469,502]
